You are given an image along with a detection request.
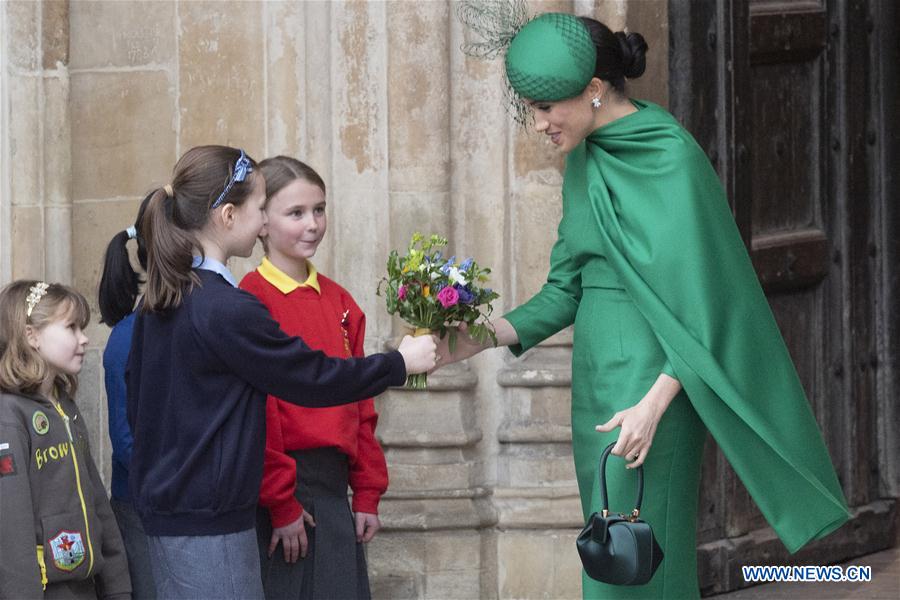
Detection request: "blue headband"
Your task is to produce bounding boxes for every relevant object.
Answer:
[210,150,252,210]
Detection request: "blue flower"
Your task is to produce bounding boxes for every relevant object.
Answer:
[441,256,456,275]
[460,258,474,272]
[455,285,475,304]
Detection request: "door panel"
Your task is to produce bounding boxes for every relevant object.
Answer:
[670,0,880,557]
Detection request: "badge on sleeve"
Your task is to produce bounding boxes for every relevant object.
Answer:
[49,530,85,571]
[32,410,50,435]
[0,448,16,477]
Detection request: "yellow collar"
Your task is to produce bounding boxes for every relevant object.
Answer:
[258,257,320,295]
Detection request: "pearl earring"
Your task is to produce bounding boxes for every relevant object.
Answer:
[591,97,602,108]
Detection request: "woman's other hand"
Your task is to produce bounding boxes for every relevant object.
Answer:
[595,373,682,468]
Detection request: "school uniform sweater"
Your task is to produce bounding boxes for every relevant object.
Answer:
[240,258,389,528]
[127,269,406,537]
[102,312,135,502]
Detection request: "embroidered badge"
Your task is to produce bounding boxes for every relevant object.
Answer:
[0,449,16,477]
[341,309,352,356]
[32,410,50,435]
[48,530,85,571]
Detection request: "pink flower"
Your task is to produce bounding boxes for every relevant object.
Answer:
[437,286,459,308]
[398,285,407,300]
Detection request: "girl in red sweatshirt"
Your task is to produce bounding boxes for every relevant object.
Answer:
[240,156,386,600]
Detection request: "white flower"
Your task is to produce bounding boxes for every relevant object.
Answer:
[448,267,467,285]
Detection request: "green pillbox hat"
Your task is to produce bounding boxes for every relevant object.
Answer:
[505,12,597,101]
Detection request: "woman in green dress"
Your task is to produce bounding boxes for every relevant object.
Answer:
[445,7,851,599]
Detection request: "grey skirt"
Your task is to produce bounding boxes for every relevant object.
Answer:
[256,448,371,600]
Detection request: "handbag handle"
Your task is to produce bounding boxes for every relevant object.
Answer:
[598,442,644,521]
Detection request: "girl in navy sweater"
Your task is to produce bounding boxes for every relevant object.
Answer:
[127,145,436,599]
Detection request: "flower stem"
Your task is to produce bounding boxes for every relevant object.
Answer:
[405,327,431,389]
[406,373,428,389]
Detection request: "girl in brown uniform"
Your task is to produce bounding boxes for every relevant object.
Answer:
[0,280,131,599]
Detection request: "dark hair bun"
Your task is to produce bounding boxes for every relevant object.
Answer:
[615,31,648,79]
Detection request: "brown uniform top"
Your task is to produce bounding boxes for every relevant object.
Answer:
[0,390,131,599]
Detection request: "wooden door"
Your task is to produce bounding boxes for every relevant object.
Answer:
[669,0,895,593]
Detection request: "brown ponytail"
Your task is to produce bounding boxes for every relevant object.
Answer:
[142,187,197,311]
[141,145,260,313]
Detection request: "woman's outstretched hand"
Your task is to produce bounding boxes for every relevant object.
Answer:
[433,318,520,370]
[595,373,682,468]
[433,323,485,369]
[398,334,438,374]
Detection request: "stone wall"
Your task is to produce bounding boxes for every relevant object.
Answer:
[1,0,72,285]
[0,1,669,598]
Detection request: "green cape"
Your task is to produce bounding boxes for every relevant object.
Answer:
[508,100,850,553]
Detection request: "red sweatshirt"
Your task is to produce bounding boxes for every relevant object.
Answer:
[240,258,388,528]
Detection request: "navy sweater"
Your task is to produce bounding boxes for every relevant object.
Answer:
[103,312,136,501]
[127,270,406,536]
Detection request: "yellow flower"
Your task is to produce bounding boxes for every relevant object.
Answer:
[402,265,409,274]
[407,251,423,271]
[423,285,430,297]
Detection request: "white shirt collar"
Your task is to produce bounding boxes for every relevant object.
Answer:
[191,256,237,287]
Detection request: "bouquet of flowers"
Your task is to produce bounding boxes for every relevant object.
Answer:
[378,233,500,388]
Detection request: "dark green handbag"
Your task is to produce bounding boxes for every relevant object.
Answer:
[576,442,664,585]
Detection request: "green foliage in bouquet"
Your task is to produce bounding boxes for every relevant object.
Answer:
[377,233,500,388]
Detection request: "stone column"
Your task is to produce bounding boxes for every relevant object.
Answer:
[68,0,177,480]
[325,0,391,330]
[263,0,337,276]
[449,12,506,600]
[1,0,72,285]
[177,0,267,280]
[364,2,496,598]
[490,0,584,590]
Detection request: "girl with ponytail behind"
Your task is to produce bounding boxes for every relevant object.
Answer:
[98,193,156,599]
[127,145,437,599]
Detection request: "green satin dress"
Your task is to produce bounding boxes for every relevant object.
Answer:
[504,100,850,599]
